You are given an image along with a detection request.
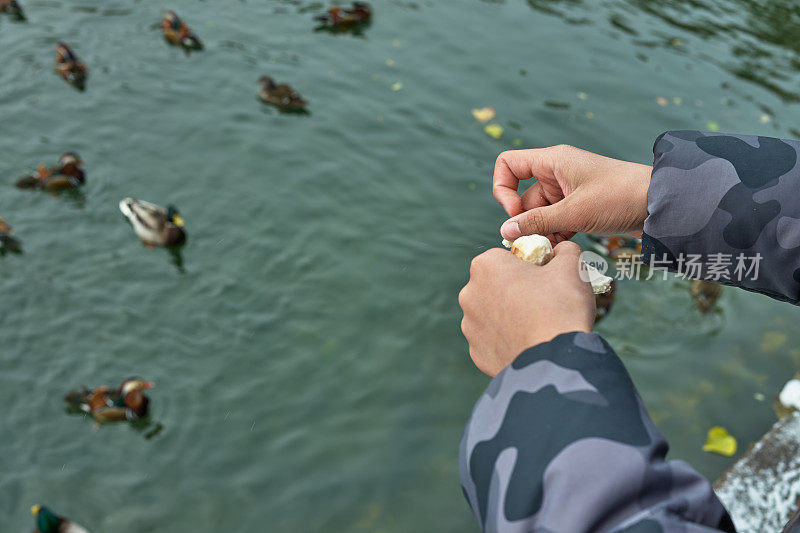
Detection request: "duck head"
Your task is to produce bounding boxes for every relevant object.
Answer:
[120,377,155,397]
[31,505,61,533]
[0,217,11,234]
[166,205,185,227]
[58,152,82,167]
[258,75,276,90]
[55,42,73,59]
[352,2,371,14]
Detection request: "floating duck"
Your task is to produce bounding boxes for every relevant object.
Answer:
[119,198,186,247]
[15,153,85,191]
[0,216,22,254]
[594,281,616,323]
[258,76,308,111]
[55,43,87,90]
[161,11,203,50]
[314,2,372,28]
[691,279,722,313]
[0,0,25,20]
[64,377,154,423]
[31,505,90,533]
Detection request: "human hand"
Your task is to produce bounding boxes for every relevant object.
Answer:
[493,145,652,242]
[458,241,595,377]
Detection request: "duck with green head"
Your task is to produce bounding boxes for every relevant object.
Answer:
[64,377,154,423]
[31,505,90,533]
[119,198,186,248]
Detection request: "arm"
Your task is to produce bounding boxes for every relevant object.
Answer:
[458,245,734,532]
[642,130,800,303]
[460,331,734,532]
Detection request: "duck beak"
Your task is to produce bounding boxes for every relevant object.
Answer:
[143,381,155,389]
[31,504,41,516]
[172,214,185,228]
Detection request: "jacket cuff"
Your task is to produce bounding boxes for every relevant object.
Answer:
[641,130,800,303]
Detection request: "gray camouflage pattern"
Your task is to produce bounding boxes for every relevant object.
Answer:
[642,130,800,303]
[460,332,734,532]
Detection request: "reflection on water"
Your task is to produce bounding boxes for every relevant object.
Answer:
[524,0,800,104]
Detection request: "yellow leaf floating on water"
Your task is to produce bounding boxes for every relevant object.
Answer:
[391,81,403,91]
[656,97,669,107]
[484,123,503,139]
[760,331,787,352]
[706,121,720,131]
[471,107,496,123]
[702,426,737,456]
[512,138,523,147]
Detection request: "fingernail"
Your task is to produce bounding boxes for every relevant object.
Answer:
[501,220,521,240]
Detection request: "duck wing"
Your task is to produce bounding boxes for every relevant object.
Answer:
[119,198,169,244]
[274,83,307,106]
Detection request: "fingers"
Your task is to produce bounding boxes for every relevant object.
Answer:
[500,196,577,241]
[493,148,560,217]
[551,240,582,263]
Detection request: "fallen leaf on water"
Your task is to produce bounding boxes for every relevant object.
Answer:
[468,182,477,191]
[391,81,403,91]
[512,138,523,147]
[577,92,588,100]
[760,113,772,124]
[484,123,503,139]
[656,97,669,107]
[706,121,720,131]
[760,331,787,352]
[385,59,395,67]
[471,107,496,123]
[585,111,595,119]
[702,426,737,456]
[672,97,683,106]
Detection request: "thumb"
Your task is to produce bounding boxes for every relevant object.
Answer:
[501,198,575,241]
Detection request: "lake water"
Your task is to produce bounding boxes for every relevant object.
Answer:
[2,0,800,530]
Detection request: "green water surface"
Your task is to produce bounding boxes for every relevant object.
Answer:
[2,0,800,530]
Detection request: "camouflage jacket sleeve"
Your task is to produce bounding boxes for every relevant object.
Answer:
[460,332,734,533]
[642,130,800,303]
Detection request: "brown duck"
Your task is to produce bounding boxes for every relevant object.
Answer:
[64,377,154,423]
[691,279,722,313]
[15,153,85,191]
[314,2,371,27]
[258,76,308,110]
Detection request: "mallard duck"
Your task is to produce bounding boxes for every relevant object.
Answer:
[31,505,90,533]
[0,216,22,254]
[161,11,203,50]
[119,198,186,247]
[258,76,308,110]
[691,279,722,313]
[55,43,87,90]
[0,0,25,20]
[314,2,371,27]
[64,377,154,423]
[15,153,85,191]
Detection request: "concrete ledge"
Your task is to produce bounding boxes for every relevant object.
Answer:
[714,412,800,532]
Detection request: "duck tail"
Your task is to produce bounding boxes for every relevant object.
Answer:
[63,388,91,411]
[14,175,40,189]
